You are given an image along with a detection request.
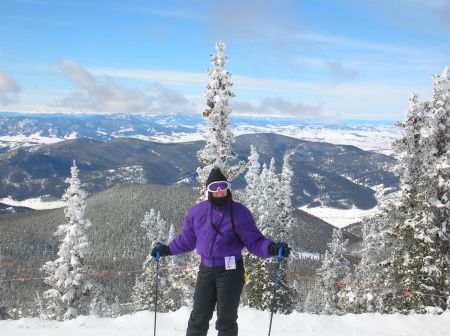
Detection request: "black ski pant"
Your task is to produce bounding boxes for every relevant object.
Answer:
[186,259,245,336]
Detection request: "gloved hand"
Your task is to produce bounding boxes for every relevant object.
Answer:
[151,243,172,258]
[269,242,291,258]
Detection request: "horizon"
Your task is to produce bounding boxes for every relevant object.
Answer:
[0,0,449,120]
[0,110,398,125]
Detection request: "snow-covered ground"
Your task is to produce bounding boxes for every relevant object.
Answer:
[0,196,65,210]
[146,123,400,155]
[0,121,400,155]
[1,307,448,336]
[300,205,379,228]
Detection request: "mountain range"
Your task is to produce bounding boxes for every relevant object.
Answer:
[0,133,398,213]
[0,112,399,154]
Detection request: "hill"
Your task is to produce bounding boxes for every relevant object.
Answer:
[0,183,359,311]
[0,133,398,212]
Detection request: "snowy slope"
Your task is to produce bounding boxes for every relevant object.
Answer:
[300,205,380,228]
[1,307,448,336]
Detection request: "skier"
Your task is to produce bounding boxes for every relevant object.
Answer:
[151,167,290,336]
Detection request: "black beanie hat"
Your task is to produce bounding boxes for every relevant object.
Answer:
[206,168,228,186]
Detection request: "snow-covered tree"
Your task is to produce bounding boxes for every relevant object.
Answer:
[245,157,296,314]
[243,144,261,215]
[428,67,450,267]
[132,210,184,312]
[0,252,8,320]
[257,159,279,235]
[141,209,169,245]
[196,41,245,198]
[160,223,185,311]
[389,90,449,313]
[351,208,400,313]
[275,152,296,240]
[315,229,351,315]
[304,280,323,313]
[41,160,98,320]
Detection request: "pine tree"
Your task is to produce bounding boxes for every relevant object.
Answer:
[415,68,450,311]
[315,229,351,315]
[429,68,450,267]
[0,252,8,320]
[132,210,184,312]
[258,159,278,235]
[245,161,276,311]
[196,41,245,199]
[41,160,99,320]
[243,144,261,215]
[245,157,295,313]
[304,280,323,313]
[352,210,399,313]
[390,90,448,313]
[275,152,296,240]
[161,223,185,311]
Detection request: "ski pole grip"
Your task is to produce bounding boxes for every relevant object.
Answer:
[155,242,161,261]
[277,240,285,259]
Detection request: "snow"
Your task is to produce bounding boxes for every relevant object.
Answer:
[0,119,400,153]
[233,123,400,155]
[0,134,61,150]
[0,196,65,210]
[300,205,379,228]
[1,308,449,336]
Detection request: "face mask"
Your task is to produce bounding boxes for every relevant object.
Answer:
[208,191,231,207]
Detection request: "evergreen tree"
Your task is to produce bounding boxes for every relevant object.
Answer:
[390,90,448,313]
[257,159,278,235]
[243,144,261,215]
[275,152,296,240]
[132,210,183,312]
[350,205,401,314]
[315,229,351,315]
[161,223,185,311]
[304,280,324,314]
[196,41,245,198]
[428,67,450,266]
[0,252,8,320]
[415,68,450,311]
[41,160,99,320]
[245,157,295,314]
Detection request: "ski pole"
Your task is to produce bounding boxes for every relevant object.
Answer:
[154,243,161,336]
[268,240,285,336]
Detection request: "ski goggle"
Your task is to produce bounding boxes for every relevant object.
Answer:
[207,181,230,192]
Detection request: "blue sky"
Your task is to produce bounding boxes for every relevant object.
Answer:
[0,0,449,120]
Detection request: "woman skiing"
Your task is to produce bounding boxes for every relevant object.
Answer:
[151,167,290,336]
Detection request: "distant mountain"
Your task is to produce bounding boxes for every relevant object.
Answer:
[0,183,360,309]
[0,112,399,153]
[0,133,398,212]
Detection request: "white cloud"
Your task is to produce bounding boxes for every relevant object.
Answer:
[0,71,21,105]
[89,67,208,88]
[231,97,338,120]
[324,61,360,83]
[57,60,195,114]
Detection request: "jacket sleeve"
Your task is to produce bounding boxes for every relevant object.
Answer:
[168,209,197,255]
[236,205,273,258]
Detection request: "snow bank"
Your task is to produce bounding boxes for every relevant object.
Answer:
[1,307,449,336]
[300,205,379,228]
[0,196,65,210]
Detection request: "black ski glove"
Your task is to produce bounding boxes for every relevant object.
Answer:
[151,243,172,258]
[269,242,291,258]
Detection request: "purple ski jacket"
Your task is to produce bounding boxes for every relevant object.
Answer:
[169,199,273,267]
